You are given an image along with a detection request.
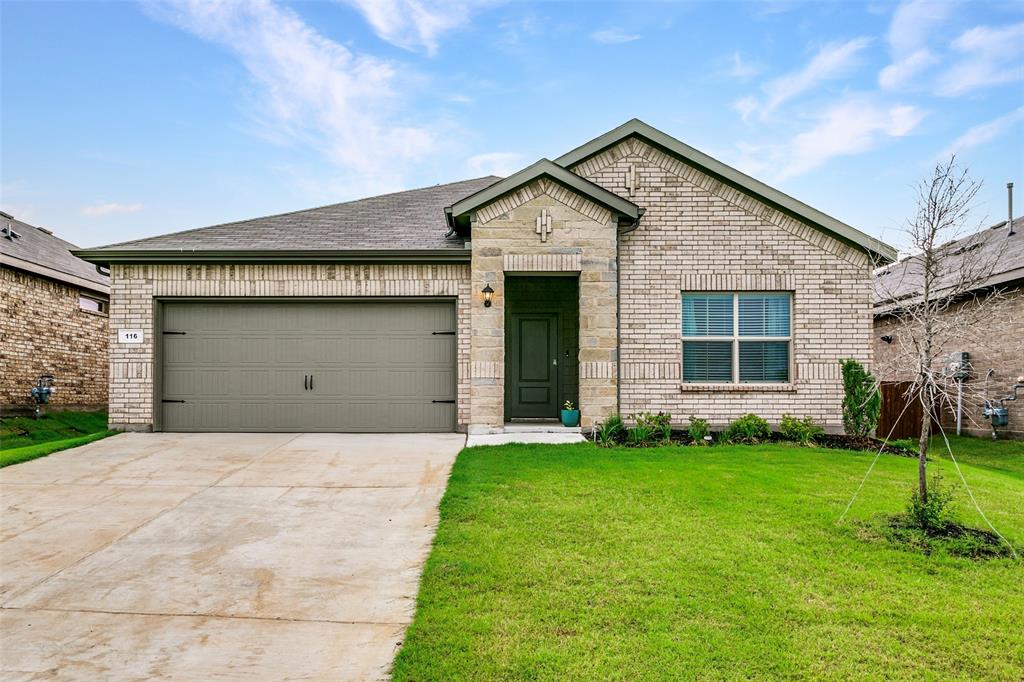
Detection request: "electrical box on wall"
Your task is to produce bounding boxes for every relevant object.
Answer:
[948,351,971,380]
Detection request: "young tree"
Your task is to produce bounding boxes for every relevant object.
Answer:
[873,158,1010,501]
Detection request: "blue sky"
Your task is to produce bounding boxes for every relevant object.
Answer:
[2,0,1022,251]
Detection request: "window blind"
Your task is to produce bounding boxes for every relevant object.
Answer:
[739,341,790,382]
[683,341,733,382]
[738,294,790,336]
[682,294,733,336]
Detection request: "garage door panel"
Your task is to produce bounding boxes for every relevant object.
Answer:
[161,301,456,432]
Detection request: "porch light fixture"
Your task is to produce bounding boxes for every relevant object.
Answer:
[881,335,893,344]
[482,284,494,307]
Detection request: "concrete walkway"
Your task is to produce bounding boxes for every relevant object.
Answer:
[0,431,464,681]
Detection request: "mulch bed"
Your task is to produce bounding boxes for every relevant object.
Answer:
[586,429,918,456]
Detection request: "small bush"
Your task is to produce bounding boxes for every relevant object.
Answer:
[596,414,624,446]
[779,414,823,445]
[907,475,957,532]
[626,423,657,447]
[630,412,672,444]
[841,359,881,437]
[687,416,710,445]
[723,413,771,444]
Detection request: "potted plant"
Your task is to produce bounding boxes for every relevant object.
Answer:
[561,400,580,427]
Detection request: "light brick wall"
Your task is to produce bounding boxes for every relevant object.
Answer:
[1,265,108,410]
[874,286,1024,440]
[469,182,619,431]
[573,138,874,431]
[107,263,471,430]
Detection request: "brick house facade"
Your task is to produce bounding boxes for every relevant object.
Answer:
[873,217,1023,440]
[1,213,110,412]
[77,120,895,434]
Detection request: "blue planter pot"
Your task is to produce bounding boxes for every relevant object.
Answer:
[560,409,580,427]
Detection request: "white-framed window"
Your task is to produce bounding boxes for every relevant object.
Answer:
[79,294,107,315]
[681,292,792,383]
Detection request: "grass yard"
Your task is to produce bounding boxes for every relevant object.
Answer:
[0,411,115,467]
[393,438,1024,681]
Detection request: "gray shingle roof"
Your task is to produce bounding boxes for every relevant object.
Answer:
[94,177,500,252]
[0,212,109,292]
[873,216,1023,309]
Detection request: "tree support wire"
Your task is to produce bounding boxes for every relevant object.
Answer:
[837,397,914,525]
[934,422,1018,560]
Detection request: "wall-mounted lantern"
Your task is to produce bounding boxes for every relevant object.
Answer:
[482,284,494,308]
[881,335,893,344]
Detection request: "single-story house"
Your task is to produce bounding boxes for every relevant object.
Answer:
[874,214,1023,440]
[1,211,110,412]
[76,119,896,434]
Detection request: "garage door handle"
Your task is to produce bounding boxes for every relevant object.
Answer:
[432,399,455,403]
[304,375,308,391]
[309,374,314,390]
[432,331,455,335]
[162,399,186,403]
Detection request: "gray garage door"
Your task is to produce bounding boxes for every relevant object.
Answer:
[159,301,456,432]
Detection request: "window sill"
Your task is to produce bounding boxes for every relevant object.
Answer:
[679,383,797,393]
[79,308,109,318]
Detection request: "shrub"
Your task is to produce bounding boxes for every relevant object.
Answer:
[723,413,771,444]
[841,359,881,437]
[596,414,624,446]
[626,423,657,447]
[778,414,823,445]
[907,475,957,532]
[687,416,710,445]
[630,411,672,444]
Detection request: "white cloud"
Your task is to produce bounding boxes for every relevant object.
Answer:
[777,95,925,180]
[941,106,1024,158]
[339,0,482,56]
[879,48,938,90]
[742,38,872,119]
[728,51,762,80]
[938,22,1024,96]
[733,96,759,124]
[466,152,522,177]
[81,202,144,217]
[145,0,436,191]
[590,28,641,44]
[886,0,953,56]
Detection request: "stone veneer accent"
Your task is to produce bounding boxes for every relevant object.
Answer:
[107,263,471,430]
[1,265,109,410]
[469,179,619,431]
[573,138,874,431]
[874,286,1024,440]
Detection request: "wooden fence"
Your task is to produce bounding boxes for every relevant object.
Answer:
[877,382,941,441]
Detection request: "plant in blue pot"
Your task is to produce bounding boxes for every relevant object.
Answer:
[561,400,580,427]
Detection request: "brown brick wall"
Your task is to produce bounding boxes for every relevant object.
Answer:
[573,139,874,431]
[874,286,1024,440]
[0,265,109,410]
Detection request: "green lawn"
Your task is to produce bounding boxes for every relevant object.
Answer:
[0,410,115,467]
[393,438,1024,681]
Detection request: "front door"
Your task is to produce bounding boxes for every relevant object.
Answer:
[506,312,559,419]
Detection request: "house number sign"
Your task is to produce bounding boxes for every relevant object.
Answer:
[118,329,144,344]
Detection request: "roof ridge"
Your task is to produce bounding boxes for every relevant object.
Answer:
[95,176,501,249]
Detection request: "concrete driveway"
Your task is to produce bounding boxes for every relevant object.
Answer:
[0,432,464,681]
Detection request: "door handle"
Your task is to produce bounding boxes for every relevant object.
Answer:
[309,374,314,390]
[304,375,309,391]
[553,358,558,366]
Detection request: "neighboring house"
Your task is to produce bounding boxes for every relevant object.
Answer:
[75,119,896,434]
[1,211,110,412]
[873,215,1023,440]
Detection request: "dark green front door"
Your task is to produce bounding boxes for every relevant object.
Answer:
[507,312,559,418]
